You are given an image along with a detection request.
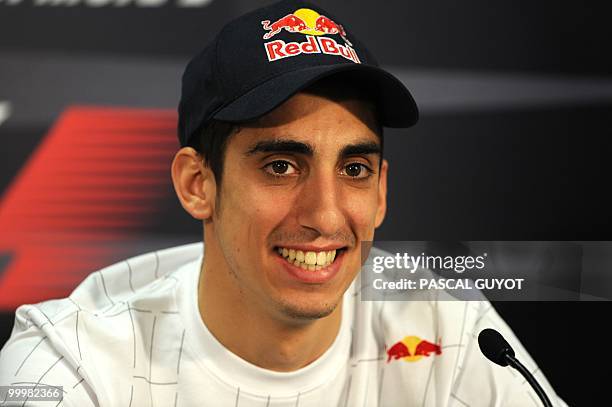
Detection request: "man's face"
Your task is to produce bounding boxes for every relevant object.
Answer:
[209,91,387,321]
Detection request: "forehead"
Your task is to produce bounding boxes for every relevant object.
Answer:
[231,91,381,149]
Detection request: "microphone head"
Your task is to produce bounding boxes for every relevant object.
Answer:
[478,328,515,367]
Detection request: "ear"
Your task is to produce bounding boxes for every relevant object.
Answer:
[374,159,388,228]
[171,147,216,220]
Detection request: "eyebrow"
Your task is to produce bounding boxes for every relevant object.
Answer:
[339,141,381,158]
[244,139,381,160]
[244,139,313,156]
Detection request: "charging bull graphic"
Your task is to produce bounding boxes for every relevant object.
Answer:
[386,336,442,363]
[314,15,350,44]
[261,8,353,45]
[262,14,309,39]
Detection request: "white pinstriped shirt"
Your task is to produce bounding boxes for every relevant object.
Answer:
[0,243,567,406]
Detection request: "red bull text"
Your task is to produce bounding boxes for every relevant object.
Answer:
[264,35,360,63]
[261,8,360,64]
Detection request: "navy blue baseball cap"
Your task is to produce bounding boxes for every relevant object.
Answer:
[178,0,419,147]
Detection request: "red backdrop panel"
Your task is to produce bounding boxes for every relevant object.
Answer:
[0,106,178,310]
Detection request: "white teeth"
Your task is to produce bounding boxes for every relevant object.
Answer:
[304,252,317,265]
[316,252,326,266]
[277,247,340,270]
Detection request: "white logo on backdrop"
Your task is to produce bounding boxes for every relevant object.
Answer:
[0,102,11,127]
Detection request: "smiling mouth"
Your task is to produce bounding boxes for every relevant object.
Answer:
[275,246,347,271]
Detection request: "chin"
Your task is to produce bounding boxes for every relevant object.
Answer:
[277,297,339,321]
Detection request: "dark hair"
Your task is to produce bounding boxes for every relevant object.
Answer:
[187,120,239,190]
[187,79,384,190]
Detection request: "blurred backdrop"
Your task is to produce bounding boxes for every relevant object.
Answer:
[1,0,611,404]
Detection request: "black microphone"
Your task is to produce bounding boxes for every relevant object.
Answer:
[478,328,553,407]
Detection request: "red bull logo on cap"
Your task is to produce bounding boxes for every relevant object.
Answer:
[261,8,360,64]
[386,336,442,363]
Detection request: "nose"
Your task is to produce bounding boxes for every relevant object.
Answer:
[295,168,347,238]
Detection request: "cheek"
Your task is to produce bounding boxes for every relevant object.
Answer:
[246,185,294,223]
[222,182,293,247]
[343,188,380,235]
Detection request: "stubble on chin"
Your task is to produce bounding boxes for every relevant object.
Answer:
[277,298,339,321]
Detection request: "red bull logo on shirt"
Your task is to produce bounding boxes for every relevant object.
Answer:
[386,336,442,363]
[261,8,360,63]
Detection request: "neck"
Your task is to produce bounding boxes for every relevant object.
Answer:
[198,238,343,372]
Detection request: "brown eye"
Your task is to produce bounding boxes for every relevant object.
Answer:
[263,160,297,176]
[341,162,373,180]
[271,161,289,174]
[345,163,363,177]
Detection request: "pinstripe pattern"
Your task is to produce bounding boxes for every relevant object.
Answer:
[0,244,566,407]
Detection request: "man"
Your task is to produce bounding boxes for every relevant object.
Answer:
[0,1,567,406]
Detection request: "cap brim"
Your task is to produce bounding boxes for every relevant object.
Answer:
[212,63,418,128]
